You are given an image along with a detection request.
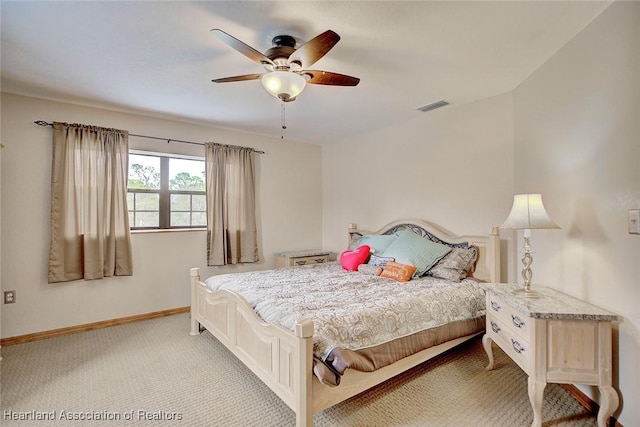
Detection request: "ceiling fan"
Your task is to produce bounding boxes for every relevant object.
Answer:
[211,29,360,102]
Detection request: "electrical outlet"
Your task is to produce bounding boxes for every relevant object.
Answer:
[4,290,16,304]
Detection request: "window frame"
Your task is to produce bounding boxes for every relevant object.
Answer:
[128,150,206,230]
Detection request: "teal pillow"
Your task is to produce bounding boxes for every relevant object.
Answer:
[348,234,397,254]
[380,229,452,277]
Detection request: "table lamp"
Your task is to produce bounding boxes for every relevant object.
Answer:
[500,194,560,297]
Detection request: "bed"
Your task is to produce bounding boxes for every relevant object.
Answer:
[190,219,501,426]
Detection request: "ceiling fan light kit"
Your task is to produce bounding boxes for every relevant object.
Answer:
[261,71,307,103]
[211,29,359,103]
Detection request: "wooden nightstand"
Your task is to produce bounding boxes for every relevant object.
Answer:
[480,283,619,427]
[274,250,331,268]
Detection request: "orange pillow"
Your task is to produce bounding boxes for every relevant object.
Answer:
[380,261,417,282]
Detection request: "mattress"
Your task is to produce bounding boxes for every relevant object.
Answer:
[204,261,486,385]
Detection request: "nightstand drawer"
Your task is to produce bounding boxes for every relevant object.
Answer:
[290,254,330,266]
[487,293,531,336]
[275,250,331,268]
[487,312,531,372]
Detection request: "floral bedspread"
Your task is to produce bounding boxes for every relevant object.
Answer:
[204,261,486,360]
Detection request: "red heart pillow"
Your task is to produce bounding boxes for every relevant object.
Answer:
[339,245,371,271]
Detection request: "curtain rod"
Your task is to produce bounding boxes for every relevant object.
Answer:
[33,120,265,154]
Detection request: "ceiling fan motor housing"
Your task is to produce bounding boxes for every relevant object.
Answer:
[272,35,296,48]
[265,35,298,63]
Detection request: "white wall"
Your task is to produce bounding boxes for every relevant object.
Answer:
[0,93,323,338]
[512,2,640,425]
[322,93,515,264]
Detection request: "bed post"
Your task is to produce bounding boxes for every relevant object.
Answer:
[488,227,501,283]
[294,318,314,427]
[189,268,201,336]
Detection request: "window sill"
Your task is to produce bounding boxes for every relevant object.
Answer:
[131,228,206,234]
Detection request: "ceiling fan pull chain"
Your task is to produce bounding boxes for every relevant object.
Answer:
[281,101,287,139]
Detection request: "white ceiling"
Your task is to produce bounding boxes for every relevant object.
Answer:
[1,1,611,144]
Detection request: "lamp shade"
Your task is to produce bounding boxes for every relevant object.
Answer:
[261,71,307,102]
[500,194,560,229]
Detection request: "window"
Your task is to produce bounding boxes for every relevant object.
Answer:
[127,150,206,229]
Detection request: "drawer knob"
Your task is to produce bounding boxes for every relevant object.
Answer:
[490,321,501,333]
[511,339,525,354]
[295,260,307,265]
[511,315,525,328]
[490,301,501,312]
[315,258,326,263]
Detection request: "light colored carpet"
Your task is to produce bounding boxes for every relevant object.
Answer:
[1,313,597,426]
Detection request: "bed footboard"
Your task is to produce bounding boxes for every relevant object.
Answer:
[190,268,314,427]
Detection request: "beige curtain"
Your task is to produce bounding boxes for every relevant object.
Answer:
[205,143,258,266]
[48,122,133,283]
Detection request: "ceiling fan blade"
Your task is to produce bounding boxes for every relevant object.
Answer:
[212,73,263,83]
[288,30,340,68]
[303,71,360,86]
[211,29,274,66]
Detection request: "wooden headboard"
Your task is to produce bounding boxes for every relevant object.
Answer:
[348,219,500,283]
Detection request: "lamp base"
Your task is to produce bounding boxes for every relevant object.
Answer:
[519,235,540,298]
[522,288,541,299]
[511,286,542,298]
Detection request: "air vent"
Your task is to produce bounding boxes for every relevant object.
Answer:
[416,100,450,113]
